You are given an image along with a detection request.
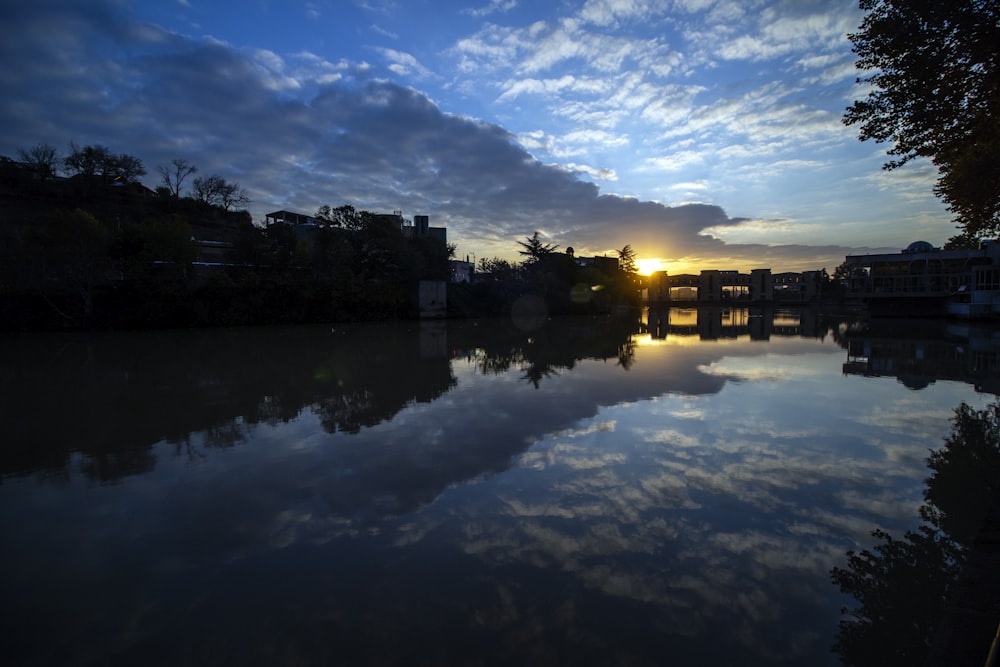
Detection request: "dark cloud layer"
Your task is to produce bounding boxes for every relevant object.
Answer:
[0,0,875,269]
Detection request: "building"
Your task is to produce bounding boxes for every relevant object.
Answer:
[372,212,448,245]
[646,268,821,304]
[844,240,1000,318]
[449,259,473,283]
[264,210,319,226]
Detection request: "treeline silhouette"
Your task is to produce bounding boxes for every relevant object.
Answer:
[0,145,640,331]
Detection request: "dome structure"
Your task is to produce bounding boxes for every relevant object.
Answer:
[903,240,935,253]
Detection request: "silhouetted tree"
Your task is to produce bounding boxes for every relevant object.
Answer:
[17,142,59,183]
[315,204,364,230]
[62,143,145,188]
[158,158,198,197]
[943,231,982,250]
[517,231,558,264]
[617,244,637,275]
[63,142,111,180]
[477,256,518,280]
[109,153,145,185]
[833,260,868,287]
[193,174,250,210]
[844,0,1000,236]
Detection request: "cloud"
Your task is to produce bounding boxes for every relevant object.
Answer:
[376,47,434,78]
[369,23,399,39]
[0,0,874,269]
[463,0,519,17]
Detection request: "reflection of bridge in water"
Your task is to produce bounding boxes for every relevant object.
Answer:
[644,306,825,340]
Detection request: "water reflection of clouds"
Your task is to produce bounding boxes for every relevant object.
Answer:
[435,358,983,661]
[8,330,995,666]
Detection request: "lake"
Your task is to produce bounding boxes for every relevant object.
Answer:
[1,308,998,666]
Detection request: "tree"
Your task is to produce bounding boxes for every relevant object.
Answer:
[843,0,1000,236]
[477,256,518,280]
[617,244,637,275]
[17,143,59,183]
[516,231,558,264]
[63,142,111,179]
[316,204,364,230]
[830,399,1000,666]
[63,144,145,188]
[30,208,112,321]
[158,159,198,197]
[109,153,146,185]
[943,230,981,250]
[193,174,251,210]
[833,260,869,287]
[923,401,1000,546]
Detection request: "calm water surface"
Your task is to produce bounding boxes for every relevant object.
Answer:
[1,309,997,666]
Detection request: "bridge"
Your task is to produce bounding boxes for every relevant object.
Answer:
[646,269,824,304]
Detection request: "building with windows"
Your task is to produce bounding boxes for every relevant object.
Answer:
[646,268,822,304]
[843,240,1000,318]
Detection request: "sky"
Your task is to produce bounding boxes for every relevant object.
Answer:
[0,0,958,274]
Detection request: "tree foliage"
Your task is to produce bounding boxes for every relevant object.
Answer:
[63,142,111,179]
[844,0,1000,236]
[924,401,1000,546]
[315,204,365,230]
[516,231,558,264]
[942,230,981,250]
[831,399,1000,665]
[192,174,250,210]
[63,143,146,186]
[111,153,146,185]
[617,244,637,275]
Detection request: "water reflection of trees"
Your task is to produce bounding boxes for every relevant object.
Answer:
[455,316,639,388]
[0,324,456,483]
[0,316,641,484]
[831,401,1000,666]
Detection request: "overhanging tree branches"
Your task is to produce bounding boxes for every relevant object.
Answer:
[844,0,1000,236]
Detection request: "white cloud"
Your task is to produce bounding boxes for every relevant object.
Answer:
[463,0,519,17]
[376,47,433,79]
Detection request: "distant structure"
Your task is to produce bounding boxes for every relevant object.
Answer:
[264,210,319,226]
[265,209,445,239]
[450,258,473,283]
[264,208,450,318]
[265,208,448,248]
[572,253,619,273]
[843,240,1000,318]
[646,268,824,304]
[371,211,448,244]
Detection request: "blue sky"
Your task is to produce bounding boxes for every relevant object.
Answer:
[0,0,955,273]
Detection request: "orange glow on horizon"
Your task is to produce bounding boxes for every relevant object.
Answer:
[635,257,765,276]
[635,258,665,276]
[635,258,703,275]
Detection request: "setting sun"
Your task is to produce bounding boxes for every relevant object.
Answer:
[636,258,664,276]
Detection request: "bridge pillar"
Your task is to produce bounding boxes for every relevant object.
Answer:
[750,269,772,302]
[647,271,669,303]
[699,270,721,302]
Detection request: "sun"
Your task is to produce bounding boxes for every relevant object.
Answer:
[635,258,664,276]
